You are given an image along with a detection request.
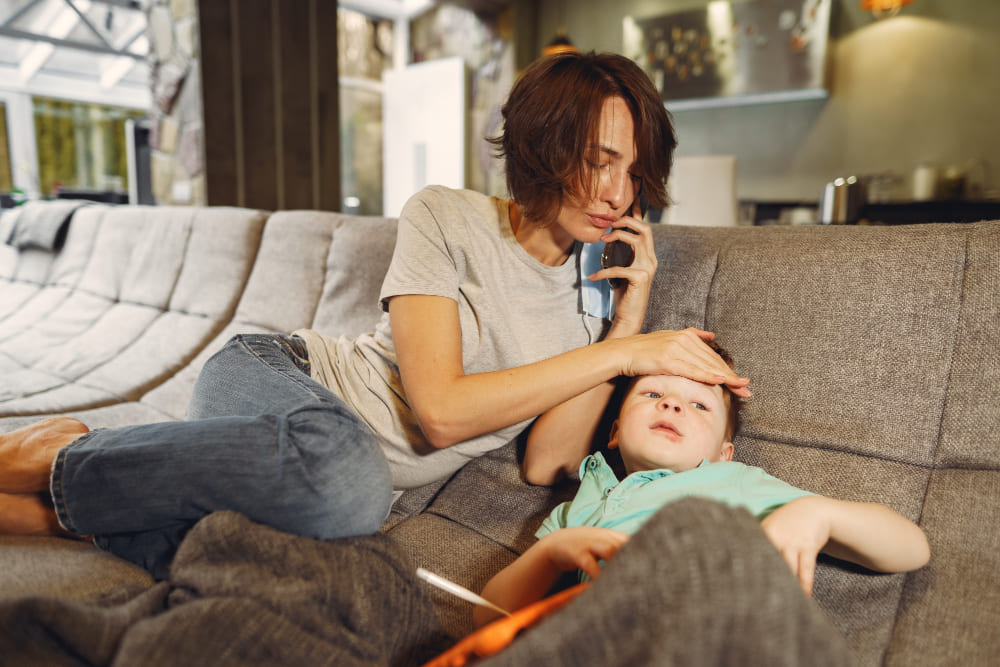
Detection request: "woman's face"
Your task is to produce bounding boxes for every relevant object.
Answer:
[554,96,639,244]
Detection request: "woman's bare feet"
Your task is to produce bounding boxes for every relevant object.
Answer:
[0,417,89,493]
[0,492,65,536]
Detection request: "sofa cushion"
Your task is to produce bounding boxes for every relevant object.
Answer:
[424,441,576,554]
[46,205,103,289]
[0,206,102,329]
[0,536,154,603]
[167,207,267,317]
[645,220,1000,665]
[703,224,962,467]
[0,281,43,325]
[233,210,336,332]
[888,468,1000,665]
[388,512,518,640]
[311,215,398,337]
[0,206,19,250]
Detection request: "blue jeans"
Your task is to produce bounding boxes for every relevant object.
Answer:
[50,334,393,579]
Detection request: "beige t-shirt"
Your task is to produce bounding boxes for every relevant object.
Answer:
[296,186,605,491]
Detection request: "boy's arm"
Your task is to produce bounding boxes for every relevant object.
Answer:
[761,495,930,596]
[474,527,629,628]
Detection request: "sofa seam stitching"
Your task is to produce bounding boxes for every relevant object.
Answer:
[702,230,725,332]
[881,226,971,665]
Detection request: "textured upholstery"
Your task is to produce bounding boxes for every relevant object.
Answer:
[1,202,997,665]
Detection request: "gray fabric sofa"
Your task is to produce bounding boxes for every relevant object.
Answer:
[1,201,998,665]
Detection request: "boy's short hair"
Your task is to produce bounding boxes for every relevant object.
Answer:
[705,340,740,443]
[618,339,741,443]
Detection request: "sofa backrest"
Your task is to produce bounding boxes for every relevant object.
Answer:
[139,210,398,420]
[233,210,397,337]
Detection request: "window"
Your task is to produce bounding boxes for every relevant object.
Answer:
[32,96,145,197]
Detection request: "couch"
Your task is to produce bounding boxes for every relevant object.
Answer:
[1,200,997,665]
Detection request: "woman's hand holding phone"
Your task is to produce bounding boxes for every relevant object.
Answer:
[594,196,657,336]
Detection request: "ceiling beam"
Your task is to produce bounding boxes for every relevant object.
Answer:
[1,0,44,29]
[63,0,115,50]
[0,25,144,59]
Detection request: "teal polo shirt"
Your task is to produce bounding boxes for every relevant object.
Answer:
[536,452,815,540]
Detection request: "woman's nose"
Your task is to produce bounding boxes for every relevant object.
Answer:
[601,168,630,210]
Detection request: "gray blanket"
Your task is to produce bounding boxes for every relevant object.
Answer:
[7,200,89,250]
[0,500,855,666]
[0,512,448,666]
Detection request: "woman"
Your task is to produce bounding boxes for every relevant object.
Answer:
[0,52,749,578]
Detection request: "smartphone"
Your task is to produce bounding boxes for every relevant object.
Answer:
[600,186,647,288]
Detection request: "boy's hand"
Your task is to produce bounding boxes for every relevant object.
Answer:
[538,527,630,580]
[474,527,629,628]
[759,496,832,596]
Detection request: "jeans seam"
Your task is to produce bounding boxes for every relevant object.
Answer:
[50,431,98,534]
[234,334,331,404]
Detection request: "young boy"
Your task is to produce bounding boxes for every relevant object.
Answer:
[474,349,930,627]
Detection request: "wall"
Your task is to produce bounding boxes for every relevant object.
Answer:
[145,0,204,206]
[536,0,1000,202]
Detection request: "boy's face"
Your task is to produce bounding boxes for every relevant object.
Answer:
[609,375,734,475]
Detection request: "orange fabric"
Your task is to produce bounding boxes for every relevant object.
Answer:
[422,583,590,667]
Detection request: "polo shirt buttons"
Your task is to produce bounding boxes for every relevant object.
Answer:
[587,459,599,470]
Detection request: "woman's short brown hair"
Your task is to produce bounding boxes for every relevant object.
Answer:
[489,51,676,223]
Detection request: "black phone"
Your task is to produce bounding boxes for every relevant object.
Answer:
[600,186,646,288]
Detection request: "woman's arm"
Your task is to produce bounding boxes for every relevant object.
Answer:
[522,210,656,484]
[761,495,931,596]
[389,295,746,450]
[474,527,629,627]
[521,381,617,485]
[389,295,619,449]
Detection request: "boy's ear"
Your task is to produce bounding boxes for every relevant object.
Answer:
[608,420,621,450]
[720,441,734,462]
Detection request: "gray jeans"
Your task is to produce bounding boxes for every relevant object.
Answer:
[51,333,393,579]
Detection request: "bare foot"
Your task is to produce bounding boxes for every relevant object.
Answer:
[0,492,66,536]
[0,417,89,493]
